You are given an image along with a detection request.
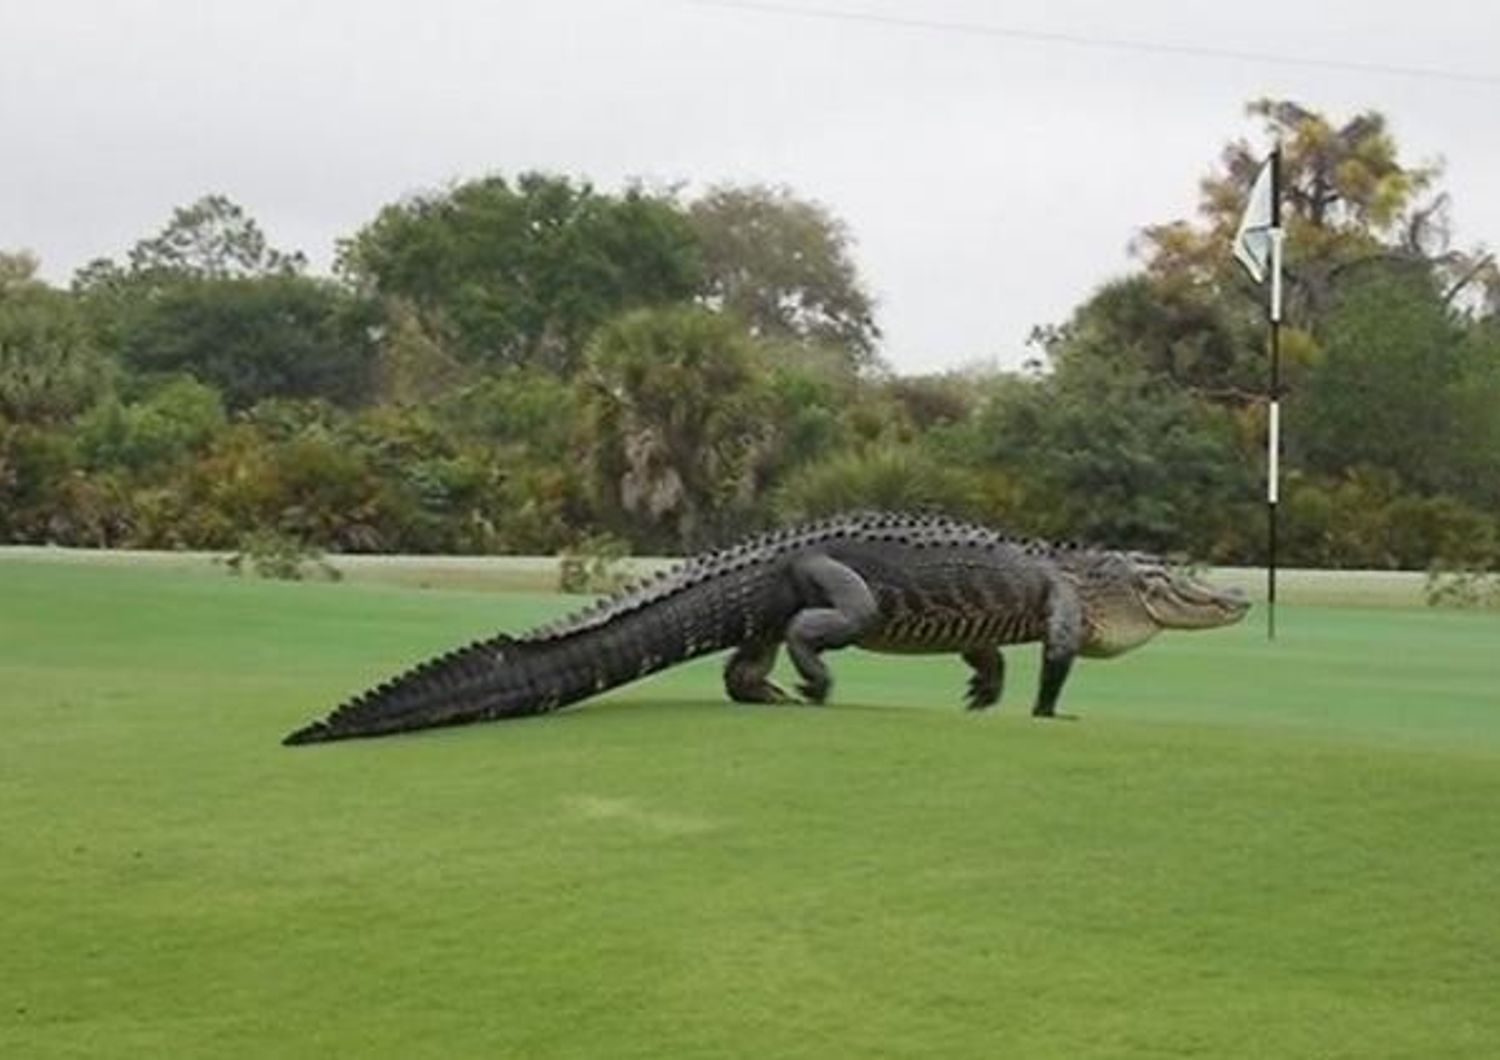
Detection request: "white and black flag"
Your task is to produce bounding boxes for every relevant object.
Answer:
[1233,152,1278,284]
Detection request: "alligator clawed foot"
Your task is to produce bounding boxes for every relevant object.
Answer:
[761,680,794,704]
[726,678,795,705]
[797,679,830,705]
[965,683,1000,711]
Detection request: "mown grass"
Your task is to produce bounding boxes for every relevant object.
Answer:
[2,560,1497,1058]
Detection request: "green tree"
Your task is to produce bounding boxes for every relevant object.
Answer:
[370,298,472,405]
[1035,275,1265,407]
[581,306,773,551]
[74,195,306,308]
[77,376,227,474]
[441,368,581,461]
[0,424,81,542]
[1448,322,1500,506]
[1140,99,1495,318]
[773,444,979,522]
[689,184,881,372]
[69,197,372,409]
[1280,468,1497,570]
[971,360,1252,556]
[111,274,378,410]
[1025,98,1500,566]
[338,174,702,374]
[1299,265,1500,507]
[880,373,978,431]
[0,252,111,424]
[107,194,305,284]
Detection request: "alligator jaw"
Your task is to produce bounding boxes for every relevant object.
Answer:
[1143,575,1251,631]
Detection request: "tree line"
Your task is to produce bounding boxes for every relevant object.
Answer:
[2,99,1497,571]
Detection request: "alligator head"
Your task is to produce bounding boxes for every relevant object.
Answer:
[1074,552,1250,657]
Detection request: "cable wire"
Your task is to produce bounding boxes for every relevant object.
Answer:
[686,0,1500,88]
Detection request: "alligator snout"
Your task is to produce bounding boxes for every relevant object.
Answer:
[1221,586,1251,618]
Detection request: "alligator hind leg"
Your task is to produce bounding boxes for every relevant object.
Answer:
[724,639,792,704]
[961,647,1005,710]
[784,554,880,704]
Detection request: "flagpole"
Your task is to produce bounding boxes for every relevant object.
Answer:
[1266,144,1283,641]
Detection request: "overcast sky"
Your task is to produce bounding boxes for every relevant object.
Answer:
[4,0,1498,373]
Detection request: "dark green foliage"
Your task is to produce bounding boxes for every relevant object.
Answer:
[0,425,79,540]
[1435,320,1500,507]
[111,274,378,410]
[882,373,979,430]
[69,196,377,411]
[439,368,580,459]
[338,174,702,373]
[581,305,773,551]
[77,377,226,474]
[689,184,880,371]
[1281,469,1497,571]
[122,193,307,280]
[0,254,111,423]
[1298,266,1465,494]
[1040,274,1264,405]
[773,445,981,522]
[968,361,1252,554]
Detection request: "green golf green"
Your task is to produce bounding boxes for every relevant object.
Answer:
[3,559,1497,1058]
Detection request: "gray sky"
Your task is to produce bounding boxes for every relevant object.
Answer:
[4,0,1498,373]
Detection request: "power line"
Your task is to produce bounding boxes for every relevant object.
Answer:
[686,0,1500,88]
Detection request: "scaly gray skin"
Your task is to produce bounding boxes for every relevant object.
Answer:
[283,511,1250,745]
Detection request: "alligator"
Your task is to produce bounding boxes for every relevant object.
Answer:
[283,511,1249,745]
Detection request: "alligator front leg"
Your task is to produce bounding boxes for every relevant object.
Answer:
[723,639,792,704]
[784,554,880,704]
[1033,581,1083,719]
[961,647,1005,710]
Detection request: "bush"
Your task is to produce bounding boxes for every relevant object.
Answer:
[1283,469,1499,570]
[1424,564,1500,609]
[221,530,341,582]
[77,376,226,474]
[558,533,633,594]
[773,445,980,522]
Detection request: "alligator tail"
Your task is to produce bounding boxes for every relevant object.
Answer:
[282,573,767,745]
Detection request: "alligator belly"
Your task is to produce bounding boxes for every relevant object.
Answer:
[857,611,1042,654]
[857,636,966,655]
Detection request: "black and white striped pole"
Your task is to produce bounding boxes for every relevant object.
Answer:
[1233,143,1284,641]
[1266,144,1283,641]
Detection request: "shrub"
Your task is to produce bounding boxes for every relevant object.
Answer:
[773,445,980,522]
[557,533,633,594]
[1424,564,1500,609]
[221,530,341,582]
